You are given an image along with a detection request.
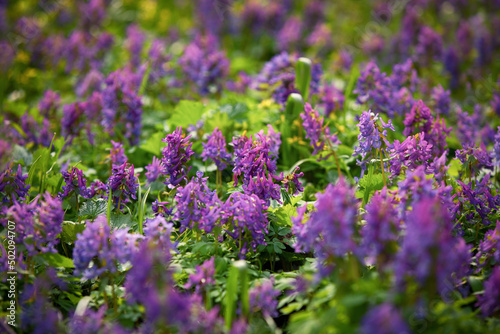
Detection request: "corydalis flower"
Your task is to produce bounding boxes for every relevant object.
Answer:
[73,215,143,279]
[101,70,143,145]
[0,164,30,206]
[476,267,500,317]
[249,278,280,318]
[108,162,138,208]
[145,156,166,184]
[60,167,96,199]
[185,257,215,292]
[475,222,500,269]
[403,100,451,156]
[161,127,194,188]
[242,172,281,206]
[353,111,394,167]
[232,132,278,186]
[395,197,470,298]
[201,127,231,170]
[6,192,63,256]
[360,303,410,334]
[179,34,229,95]
[279,167,304,195]
[361,188,400,267]
[222,192,268,256]
[431,84,451,115]
[38,90,60,118]
[300,103,340,159]
[292,179,359,279]
[109,140,127,166]
[174,172,221,233]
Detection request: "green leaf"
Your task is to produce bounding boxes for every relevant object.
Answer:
[61,221,86,244]
[79,199,107,220]
[109,214,135,231]
[357,164,384,206]
[295,58,312,101]
[140,131,165,156]
[35,252,74,268]
[169,100,207,129]
[225,263,240,329]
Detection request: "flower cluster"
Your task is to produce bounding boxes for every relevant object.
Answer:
[109,141,127,166]
[73,215,143,279]
[161,127,194,188]
[353,110,394,168]
[222,192,268,256]
[101,70,143,145]
[178,34,229,95]
[403,100,451,156]
[0,164,30,207]
[292,179,358,278]
[185,257,216,293]
[476,267,500,317]
[300,102,340,158]
[174,172,221,233]
[354,60,417,118]
[361,189,400,267]
[60,167,96,199]
[6,192,63,256]
[386,133,434,178]
[475,223,500,269]
[201,127,232,170]
[360,303,410,334]
[145,156,166,184]
[395,197,470,297]
[249,278,280,318]
[107,162,138,209]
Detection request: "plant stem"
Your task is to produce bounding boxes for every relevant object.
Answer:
[379,149,387,187]
[75,192,81,224]
[116,194,122,214]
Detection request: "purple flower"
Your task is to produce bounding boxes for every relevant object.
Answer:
[101,69,143,145]
[361,188,400,267]
[476,266,500,317]
[360,303,410,334]
[62,102,87,141]
[279,167,304,195]
[76,69,104,97]
[79,0,107,30]
[395,197,470,298]
[60,167,96,199]
[455,143,494,177]
[174,172,221,233]
[201,127,232,170]
[415,26,443,65]
[444,46,461,90]
[125,239,191,331]
[453,174,500,226]
[109,140,128,166]
[185,257,216,292]
[6,192,63,256]
[403,100,451,156]
[125,24,145,69]
[148,39,173,83]
[292,179,359,279]
[0,164,30,206]
[222,192,268,256]
[431,84,451,115]
[319,83,344,116]
[179,34,229,95]
[145,156,166,184]
[249,278,280,318]
[354,60,417,118]
[277,16,303,51]
[353,111,394,168]
[386,133,434,178]
[73,215,142,279]
[232,132,278,187]
[107,162,138,209]
[300,102,340,159]
[161,127,194,188]
[242,172,281,206]
[38,90,60,118]
[476,222,500,269]
[494,127,500,166]
[456,106,481,147]
[0,40,15,73]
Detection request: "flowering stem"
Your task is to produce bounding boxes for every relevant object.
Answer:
[379,149,387,187]
[116,194,122,214]
[216,168,222,196]
[75,192,81,224]
[331,150,342,177]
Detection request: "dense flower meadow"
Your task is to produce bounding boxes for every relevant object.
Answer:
[1,0,500,333]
